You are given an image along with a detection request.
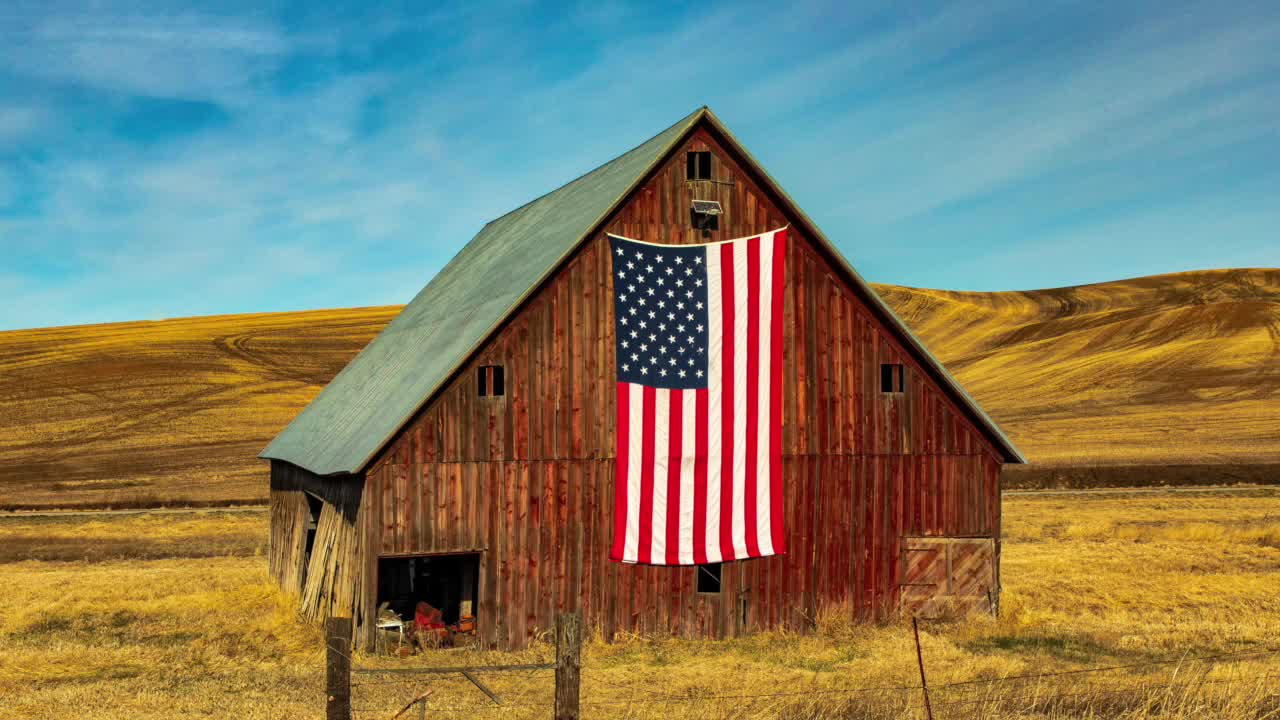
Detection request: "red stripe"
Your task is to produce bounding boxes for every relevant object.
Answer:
[692,388,709,564]
[719,242,736,562]
[637,385,657,564]
[743,235,761,558]
[769,230,788,553]
[611,382,629,561]
[665,389,683,565]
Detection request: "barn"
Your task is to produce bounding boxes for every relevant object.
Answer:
[260,106,1024,650]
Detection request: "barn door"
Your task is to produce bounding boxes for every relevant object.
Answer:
[900,537,996,618]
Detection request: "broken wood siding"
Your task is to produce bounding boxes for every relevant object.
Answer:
[361,124,1004,648]
[269,460,375,644]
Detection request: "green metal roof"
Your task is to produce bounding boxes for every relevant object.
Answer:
[262,106,1023,475]
[260,108,705,475]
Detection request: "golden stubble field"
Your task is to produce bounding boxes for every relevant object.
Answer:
[1,268,1277,509]
[2,488,1278,719]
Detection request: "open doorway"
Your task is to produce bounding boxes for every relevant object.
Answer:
[377,553,480,626]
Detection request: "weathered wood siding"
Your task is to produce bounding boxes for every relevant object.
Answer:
[358,123,1005,648]
[270,461,375,643]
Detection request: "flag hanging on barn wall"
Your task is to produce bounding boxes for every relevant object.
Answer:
[608,228,788,565]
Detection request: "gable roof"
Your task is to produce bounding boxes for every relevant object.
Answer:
[262,107,1023,475]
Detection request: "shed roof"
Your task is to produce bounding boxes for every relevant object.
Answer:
[262,107,1024,475]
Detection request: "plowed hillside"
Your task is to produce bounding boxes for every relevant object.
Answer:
[0,268,1275,509]
[874,268,1280,468]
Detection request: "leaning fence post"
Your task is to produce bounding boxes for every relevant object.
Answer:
[554,611,582,720]
[326,616,353,720]
[912,617,934,720]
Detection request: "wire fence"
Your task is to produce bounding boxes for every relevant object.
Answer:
[328,616,1280,720]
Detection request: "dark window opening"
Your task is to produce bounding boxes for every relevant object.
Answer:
[690,206,719,232]
[477,365,505,397]
[377,553,480,628]
[686,151,712,181]
[697,563,722,593]
[881,363,904,393]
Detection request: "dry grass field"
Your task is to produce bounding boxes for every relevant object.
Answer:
[2,488,1278,719]
[0,267,1275,508]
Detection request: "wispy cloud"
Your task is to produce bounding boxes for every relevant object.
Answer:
[0,0,1276,330]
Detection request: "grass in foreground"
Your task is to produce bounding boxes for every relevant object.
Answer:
[1,488,1279,719]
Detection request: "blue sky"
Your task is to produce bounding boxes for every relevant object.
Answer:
[1,0,1276,331]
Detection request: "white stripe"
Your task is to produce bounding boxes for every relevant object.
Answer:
[755,231,775,556]
[623,382,644,563]
[679,390,696,565]
[704,245,723,564]
[731,236,750,559]
[650,388,670,563]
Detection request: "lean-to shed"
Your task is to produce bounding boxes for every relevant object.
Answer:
[261,106,1024,650]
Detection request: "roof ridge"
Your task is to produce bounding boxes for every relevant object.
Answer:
[480,107,706,231]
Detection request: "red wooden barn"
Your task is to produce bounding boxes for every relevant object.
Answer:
[261,107,1024,650]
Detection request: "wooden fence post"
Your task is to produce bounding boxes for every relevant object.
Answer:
[554,612,582,720]
[326,616,353,720]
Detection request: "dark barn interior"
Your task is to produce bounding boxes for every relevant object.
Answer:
[377,553,479,626]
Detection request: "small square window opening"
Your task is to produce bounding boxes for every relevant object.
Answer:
[477,365,506,397]
[697,563,722,593]
[686,151,712,181]
[880,363,904,393]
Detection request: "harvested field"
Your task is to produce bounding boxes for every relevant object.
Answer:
[1,267,1276,508]
[2,488,1277,719]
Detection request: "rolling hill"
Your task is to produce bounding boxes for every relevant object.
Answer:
[0,268,1275,509]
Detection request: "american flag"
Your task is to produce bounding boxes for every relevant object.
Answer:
[608,228,788,565]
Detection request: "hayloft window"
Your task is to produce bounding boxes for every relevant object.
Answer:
[881,363,904,393]
[687,151,712,181]
[697,563,722,594]
[477,365,505,397]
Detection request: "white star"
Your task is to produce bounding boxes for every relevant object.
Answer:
[659,368,667,377]
[665,266,674,275]
[688,335,696,345]
[656,278,664,286]
[659,322,667,331]
[676,303,685,311]
[694,256,702,264]
[620,317,627,326]
[667,289,674,298]
[645,265,654,273]
[628,284,636,293]
[617,271,626,279]
[687,313,695,321]
[675,257,683,264]
[685,267,693,276]
[627,261,635,269]
[657,300,665,308]
[616,246,625,255]
[639,344,648,352]
[636,251,644,260]
[648,310,656,319]
[659,346,667,354]
[619,294,627,303]
[631,353,638,362]
[695,279,703,287]
[639,320,647,329]
[646,287,655,296]
[650,356,657,364]
[696,302,704,310]
[696,369,704,378]
[640,367,648,375]
[655,255,664,264]
[696,324,705,332]
[621,340,629,348]
[679,370,687,378]
[686,291,694,299]
[676,279,684,287]
[630,330,638,339]
[621,363,629,372]
[668,335,676,344]
[678,346,686,354]
[638,298,646,306]
[667,313,675,321]
[628,307,637,316]
[677,324,686,332]
[669,357,677,366]
[689,358,695,366]
[636,275,646,284]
